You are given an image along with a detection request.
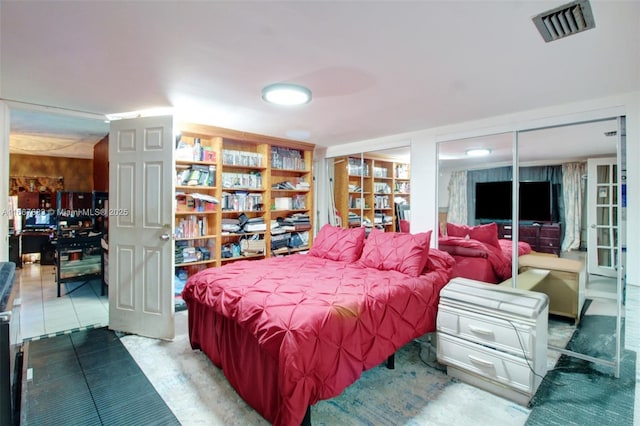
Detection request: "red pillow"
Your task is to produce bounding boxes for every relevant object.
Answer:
[358,228,432,277]
[423,248,456,273]
[308,224,366,262]
[446,222,500,248]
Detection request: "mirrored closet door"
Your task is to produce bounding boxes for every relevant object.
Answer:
[437,117,625,376]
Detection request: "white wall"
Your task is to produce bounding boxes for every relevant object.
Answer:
[320,92,640,286]
[0,102,9,262]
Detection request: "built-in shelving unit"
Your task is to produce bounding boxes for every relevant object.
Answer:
[173,123,315,283]
[334,155,409,231]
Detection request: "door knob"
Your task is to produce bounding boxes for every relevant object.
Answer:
[160,234,171,241]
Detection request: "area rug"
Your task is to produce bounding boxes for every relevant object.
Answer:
[527,315,636,426]
[121,311,531,425]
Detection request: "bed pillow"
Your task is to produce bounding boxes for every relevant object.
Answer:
[438,244,489,259]
[359,228,432,277]
[308,224,366,262]
[424,248,456,273]
[446,222,500,248]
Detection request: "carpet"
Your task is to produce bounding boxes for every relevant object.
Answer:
[117,307,635,425]
[527,315,636,426]
[121,311,532,425]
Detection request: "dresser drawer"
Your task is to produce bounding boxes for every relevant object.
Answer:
[538,237,559,250]
[437,305,535,358]
[518,226,539,238]
[539,224,560,238]
[497,224,512,239]
[437,333,535,394]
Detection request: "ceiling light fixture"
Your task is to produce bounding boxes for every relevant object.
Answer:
[262,83,312,106]
[466,148,491,157]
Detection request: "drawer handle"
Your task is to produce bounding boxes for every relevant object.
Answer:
[468,325,494,336]
[468,355,495,368]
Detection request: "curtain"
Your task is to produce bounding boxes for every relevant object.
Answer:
[561,162,586,251]
[447,170,468,225]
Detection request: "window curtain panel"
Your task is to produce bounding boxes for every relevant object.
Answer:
[561,162,587,252]
[446,170,468,225]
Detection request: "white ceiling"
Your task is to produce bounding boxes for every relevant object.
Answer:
[1,1,639,159]
[438,118,620,170]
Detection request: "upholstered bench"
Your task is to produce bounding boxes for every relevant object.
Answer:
[500,268,550,292]
[515,254,586,323]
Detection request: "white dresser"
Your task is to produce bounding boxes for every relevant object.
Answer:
[436,277,549,406]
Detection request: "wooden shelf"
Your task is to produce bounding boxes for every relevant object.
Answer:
[173,123,315,280]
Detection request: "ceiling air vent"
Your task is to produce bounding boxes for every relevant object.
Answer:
[532,0,595,42]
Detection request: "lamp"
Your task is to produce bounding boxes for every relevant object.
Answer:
[466,148,491,157]
[262,83,312,106]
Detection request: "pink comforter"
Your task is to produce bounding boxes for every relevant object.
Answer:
[182,254,450,425]
[438,236,529,282]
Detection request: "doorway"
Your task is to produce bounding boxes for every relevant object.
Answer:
[6,105,109,339]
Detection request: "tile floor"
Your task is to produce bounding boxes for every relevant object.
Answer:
[16,263,108,340]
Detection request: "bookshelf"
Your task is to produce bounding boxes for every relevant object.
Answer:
[269,145,313,255]
[334,155,409,231]
[174,132,220,280]
[372,159,395,231]
[333,156,372,228]
[393,162,411,230]
[220,139,269,263]
[173,123,315,282]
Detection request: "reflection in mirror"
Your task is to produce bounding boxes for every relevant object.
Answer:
[437,133,516,284]
[328,147,410,234]
[517,119,622,366]
[437,118,625,375]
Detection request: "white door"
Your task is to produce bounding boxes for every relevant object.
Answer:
[587,157,618,278]
[108,116,175,339]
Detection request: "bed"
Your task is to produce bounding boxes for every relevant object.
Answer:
[438,222,532,284]
[182,225,454,425]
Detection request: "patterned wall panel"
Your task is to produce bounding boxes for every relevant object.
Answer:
[9,154,93,193]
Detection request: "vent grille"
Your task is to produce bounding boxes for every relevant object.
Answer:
[532,0,595,42]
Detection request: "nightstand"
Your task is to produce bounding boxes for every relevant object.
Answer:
[436,277,549,406]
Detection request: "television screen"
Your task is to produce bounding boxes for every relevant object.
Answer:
[475,181,512,221]
[520,181,552,222]
[475,181,552,222]
[24,210,57,229]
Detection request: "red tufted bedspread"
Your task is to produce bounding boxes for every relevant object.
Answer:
[438,236,532,283]
[182,253,450,425]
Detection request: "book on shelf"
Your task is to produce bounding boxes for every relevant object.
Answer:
[244,222,267,232]
[178,165,216,187]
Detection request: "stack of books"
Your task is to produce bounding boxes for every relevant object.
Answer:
[348,212,361,227]
[243,217,267,232]
[374,212,393,225]
[175,241,198,263]
[221,218,241,233]
[271,232,291,250]
[278,213,311,231]
[177,165,215,187]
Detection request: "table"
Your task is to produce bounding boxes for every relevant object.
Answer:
[55,235,103,297]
